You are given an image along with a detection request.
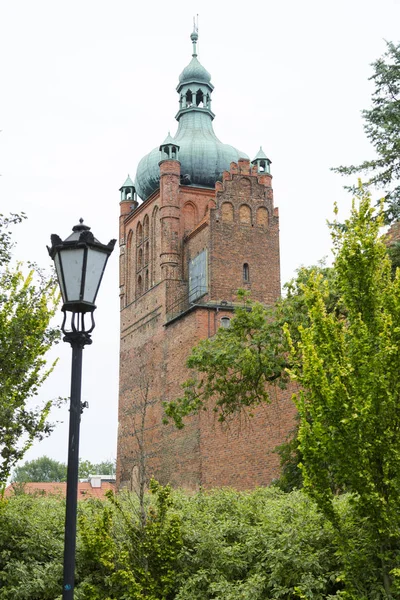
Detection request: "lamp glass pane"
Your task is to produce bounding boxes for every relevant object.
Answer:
[83,248,108,304]
[54,253,67,304]
[60,248,85,302]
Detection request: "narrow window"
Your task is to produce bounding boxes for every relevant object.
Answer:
[143,215,149,239]
[243,263,249,282]
[137,222,143,246]
[220,316,231,329]
[138,248,143,271]
[137,275,143,297]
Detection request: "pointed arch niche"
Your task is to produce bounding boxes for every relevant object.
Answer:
[183,202,197,234]
[151,206,161,286]
[221,202,234,222]
[143,215,149,240]
[239,204,251,225]
[126,229,134,303]
[257,207,269,227]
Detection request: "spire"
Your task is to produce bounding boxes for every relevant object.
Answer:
[159,132,180,161]
[252,147,268,161]
[176,19,214,122]
[191,16,198,57]
[120,174,134,188]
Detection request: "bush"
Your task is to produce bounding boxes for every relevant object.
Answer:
[1,485,397,599]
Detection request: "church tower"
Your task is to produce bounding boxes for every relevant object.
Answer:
[117,28,296,490]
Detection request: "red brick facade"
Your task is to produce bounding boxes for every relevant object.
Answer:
[117,158,297,491]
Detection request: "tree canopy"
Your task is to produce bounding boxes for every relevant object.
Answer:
[12,455,67,483]
[286,188,400,595]
[11,456,116,482]
[163,264,337,429]
[333,41,400,223]
[0,213,61,492]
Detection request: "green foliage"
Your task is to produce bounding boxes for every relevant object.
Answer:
[0,214,61,491]
[286,186,400,596]
[1,484,399,598]
[78,459,115,478]
[164,292,287,427]
[76,479,183,599]
[173,487,342,599]
[0,494,64,599]
[164,265,337,430]
[333,41,400,223]
[387,240,400,276]
[12,456,67,483]
[11,457,116,483]
[273,420,303,492]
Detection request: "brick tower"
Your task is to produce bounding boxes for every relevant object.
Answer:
[117,27,296,490]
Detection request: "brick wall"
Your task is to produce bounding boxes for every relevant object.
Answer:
[117,159,296,491]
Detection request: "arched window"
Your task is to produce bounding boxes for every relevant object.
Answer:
[126,229,134,304]
[137,275,143,297]
[257,207,269,227]
[137,248,143,271]
[186,89,193,106]
[196,89,203,106]
[220,316,231,329]
[239,204,251,224]
[137,222,143,246]
[143,215,149,240]
[183,202,197,233]
[243,263,250,282]
[144,241,149,265]
[221,202,234,222]
[151,206,161,286]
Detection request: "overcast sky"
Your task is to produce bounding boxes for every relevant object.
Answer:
[1,0,399,470]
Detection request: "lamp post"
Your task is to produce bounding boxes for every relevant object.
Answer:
[47,219,115,600]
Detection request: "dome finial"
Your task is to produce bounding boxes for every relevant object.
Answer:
[190,15,199,57]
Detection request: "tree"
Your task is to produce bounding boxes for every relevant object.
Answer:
[333,41,400,223]
[164,264,337,429]
[12,455,67,482]
[285,187,400,596]
[119,359,156,527]
[78,458,116,478]
[11,456,116,482]
[0,213,60,492]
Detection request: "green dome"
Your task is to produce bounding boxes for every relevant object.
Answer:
[179,56,211,85]
[135,114,248,200]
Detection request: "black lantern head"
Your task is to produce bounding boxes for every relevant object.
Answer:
[48,219,116,314]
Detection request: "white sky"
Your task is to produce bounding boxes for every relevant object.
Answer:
[1,0,399,469]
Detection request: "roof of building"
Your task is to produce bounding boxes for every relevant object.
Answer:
[4,480,115,500]
[160,132,177,147]
[120,174,135,189]
[252,146,269,162]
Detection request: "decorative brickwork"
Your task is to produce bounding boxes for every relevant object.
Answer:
[117,159,297,491]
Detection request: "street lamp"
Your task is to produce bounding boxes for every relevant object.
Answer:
[48,219,115,600]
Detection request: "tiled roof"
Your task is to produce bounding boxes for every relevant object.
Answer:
[4,481,115,499]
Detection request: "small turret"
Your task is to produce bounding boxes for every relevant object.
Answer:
[119,175,138,210]
[159,133,180,162]
[252,147,272,175]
